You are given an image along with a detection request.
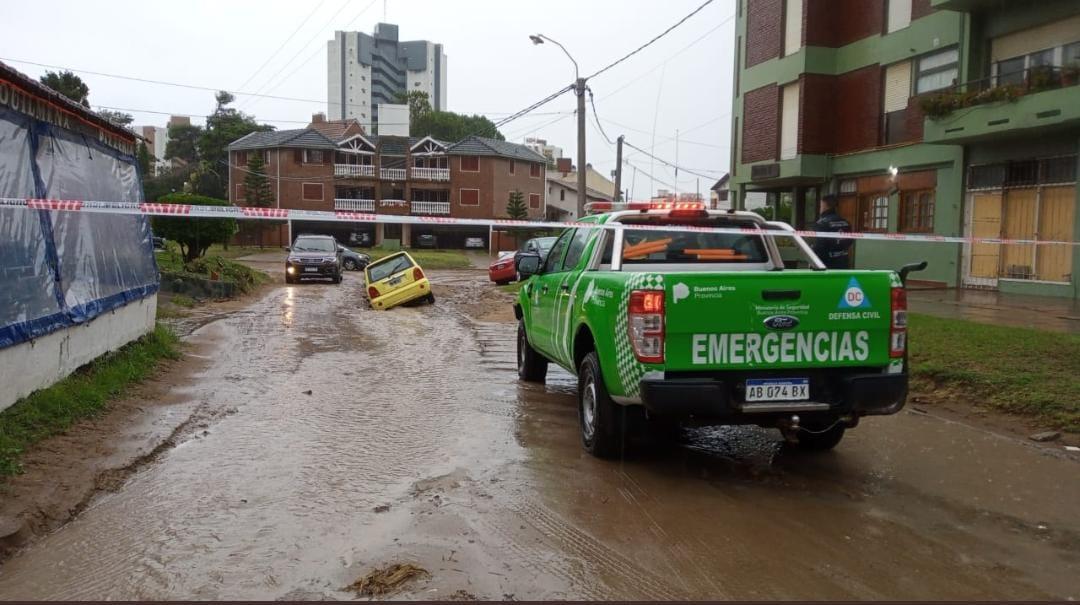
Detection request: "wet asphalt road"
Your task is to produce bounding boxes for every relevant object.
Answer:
[0,271,1077,600]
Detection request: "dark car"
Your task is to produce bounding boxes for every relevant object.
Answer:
[286,235,342,284]
[514,236,557,270]
[415,234,438,249]
[338,245,371,271]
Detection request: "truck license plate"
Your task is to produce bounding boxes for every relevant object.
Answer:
[745,378,809,402]
[303,267,319,273]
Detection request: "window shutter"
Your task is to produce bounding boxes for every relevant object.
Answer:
[780,82,800,160]
[783,0,803,56]
[887,0,911,33]
[884,61,912,113]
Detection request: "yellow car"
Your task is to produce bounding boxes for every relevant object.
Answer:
[364,251,434,309]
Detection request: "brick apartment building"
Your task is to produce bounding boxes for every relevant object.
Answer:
[227,114,547,248]
[730,0,1080,297]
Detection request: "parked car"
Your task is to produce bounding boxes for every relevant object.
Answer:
[515,236,558,269]
[489,251,517,285]
[364,251,433,309]
[349,232,372,247]
[415,234,438,249]
[338,245,371,271]
[285,235,342,284]
[465,237,485,249]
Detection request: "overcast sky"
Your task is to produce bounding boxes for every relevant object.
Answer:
[2,0,736,198]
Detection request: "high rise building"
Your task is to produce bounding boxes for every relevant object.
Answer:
[327,23,447,132]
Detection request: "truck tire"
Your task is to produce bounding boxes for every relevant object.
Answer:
[578,352,624,459]
[517,321,548,382]
[796,422,846,451]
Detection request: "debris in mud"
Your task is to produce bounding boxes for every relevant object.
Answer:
[346,563,428,597]
[373,504,390,513]
[302,389,313,396]
[1028,430,1060,442]
[1066,445,1080,452]
[447,589,478,600]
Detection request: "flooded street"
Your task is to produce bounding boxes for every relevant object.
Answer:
[0,270,1077,600]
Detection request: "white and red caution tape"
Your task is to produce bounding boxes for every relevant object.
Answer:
[2,197,1078,247]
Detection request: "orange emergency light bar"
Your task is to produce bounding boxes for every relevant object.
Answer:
[584,200,708,215]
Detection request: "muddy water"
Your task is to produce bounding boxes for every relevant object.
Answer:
[0,271,1077,600]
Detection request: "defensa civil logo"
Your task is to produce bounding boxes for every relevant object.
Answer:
[839,277,871,309]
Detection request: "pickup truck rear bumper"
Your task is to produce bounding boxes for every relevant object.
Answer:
[639,372,907,421]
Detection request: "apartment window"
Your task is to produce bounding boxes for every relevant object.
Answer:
[886,0,912,34]
[529,193,541,209]
[459,188,480,206]
[901,190,935,232]
[235,183,245,201]
[460,156,479,172]
[263,150,271,164]
[302,183,324,201]
[780,82,800,160]
[304,149,325,164]
[235,151,247,166]
[783,0,803,57]
[860,194,890,232]
[1065,42,1080,66]
[509,159,515,175]
[996,46,1064,86]
[915,48,959,93]
[530,163,542,178]
[560,189,565,202]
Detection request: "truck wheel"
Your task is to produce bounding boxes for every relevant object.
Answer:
[517,321,547,382]
[796,422,846,451]
[578,352,625,459]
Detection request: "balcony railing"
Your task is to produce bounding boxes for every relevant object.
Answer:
[334,164,375,177]
[920,65,1079,119]
[411,201,451,215]
[380,168,407,181]
[334,198,375,212]
[411,167,450,181]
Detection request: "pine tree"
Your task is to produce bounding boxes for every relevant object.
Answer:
[506,189,528,220]
[244,152,273,207]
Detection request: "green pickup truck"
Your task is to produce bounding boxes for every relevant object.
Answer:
[514,202,923,458]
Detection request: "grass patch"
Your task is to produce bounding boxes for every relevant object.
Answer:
[498,281,525,294]
[360,248,473,270]
[170,294,196,308]
[909,313,1080,432]
[0,324,181,476]
[156,250,270,294]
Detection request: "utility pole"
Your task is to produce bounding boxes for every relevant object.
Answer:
[575,78,587,218]
[613,135,624,203]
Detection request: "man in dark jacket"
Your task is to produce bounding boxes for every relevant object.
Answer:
[812,194,853,269]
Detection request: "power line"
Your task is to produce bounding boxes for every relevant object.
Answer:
[234,0,331,93]
[242,0,361,108]
[586,89,615,145]
[493,86,574,128]
[623,139,724,179]
[585,0,716,80]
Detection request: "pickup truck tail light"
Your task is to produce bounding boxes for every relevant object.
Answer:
[890,287,907,358]
[628,290,665,364]
[413,267,425,281]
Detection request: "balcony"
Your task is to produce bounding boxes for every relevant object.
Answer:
[334,164,375,178]
[410,201,451,215]
[411,167,450,181]
[380,168,407,181]
[334,198,375,212]
[922,69,1080,145]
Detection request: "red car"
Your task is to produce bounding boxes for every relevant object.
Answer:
[488,251,517,285]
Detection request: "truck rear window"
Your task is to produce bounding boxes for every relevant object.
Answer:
[609,217,769,264]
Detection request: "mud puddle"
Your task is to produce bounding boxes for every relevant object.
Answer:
[0,270,1077,600]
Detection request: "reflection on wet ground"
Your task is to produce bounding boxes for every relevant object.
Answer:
[0,271,1077,599]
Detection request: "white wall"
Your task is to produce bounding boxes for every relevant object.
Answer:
[0,295,157,412]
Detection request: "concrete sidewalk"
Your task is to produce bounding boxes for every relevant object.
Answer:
[909,288,1080,335]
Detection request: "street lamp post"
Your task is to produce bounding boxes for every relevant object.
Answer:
[531,34,587,219]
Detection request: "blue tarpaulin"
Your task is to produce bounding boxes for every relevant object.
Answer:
[0,106,159,349]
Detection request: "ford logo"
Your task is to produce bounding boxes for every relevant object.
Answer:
[763,315,799,330]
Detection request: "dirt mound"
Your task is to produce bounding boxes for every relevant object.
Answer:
[346,563,428,597]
